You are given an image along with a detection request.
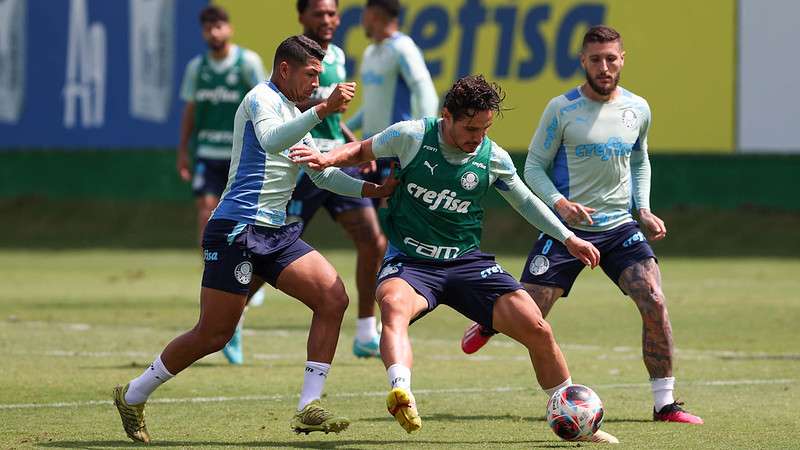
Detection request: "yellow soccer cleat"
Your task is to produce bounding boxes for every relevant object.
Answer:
[386,387,422,433]
[290,400,350,434]
[112,384,151,444]
[576,429,620,444]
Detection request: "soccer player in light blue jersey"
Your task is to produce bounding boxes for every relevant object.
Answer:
[461,26,703,425]
[112,35,397,443]
[346,0,439,186]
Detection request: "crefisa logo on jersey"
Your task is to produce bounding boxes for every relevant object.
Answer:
[226,69,239,86]
[529,255,550,275]
[460,171,479,191]
[621,109,638,129]
[234,261,253,285]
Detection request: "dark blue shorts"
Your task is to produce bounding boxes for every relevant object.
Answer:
[201,219,313,295]
[377,250,523,329]
[286,166,373,228]
[192,158,230,198]
[520,221,656,297]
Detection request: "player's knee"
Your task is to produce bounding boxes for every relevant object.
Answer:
[316,279,349,316]
[528,318,556,347]
[635,287,667,313]
[377,292,407,323]
[193,326,236,353]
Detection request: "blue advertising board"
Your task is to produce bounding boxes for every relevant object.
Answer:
[0,0,207,149]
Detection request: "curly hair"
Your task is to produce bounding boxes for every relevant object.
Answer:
[443,75,506,121]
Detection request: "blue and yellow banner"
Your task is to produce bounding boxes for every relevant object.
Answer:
[222,0,734,152]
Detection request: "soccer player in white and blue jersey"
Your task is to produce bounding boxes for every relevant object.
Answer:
[461,25,704,425]
[346,0,439,139]
[112,35,397,443]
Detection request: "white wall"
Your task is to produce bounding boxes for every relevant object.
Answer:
[738,0,800,152]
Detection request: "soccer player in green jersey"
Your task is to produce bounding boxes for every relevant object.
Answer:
[290,75,618,442]
[285,0,387,358]
[461,26,703,425]
[176,6,266,365]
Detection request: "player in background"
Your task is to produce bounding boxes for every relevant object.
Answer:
[285,0,387,358]
[176,5,266,365]
[112,35,398,443]
[291,75,617,443]
[346,0,439,182]
[460,26,704,425]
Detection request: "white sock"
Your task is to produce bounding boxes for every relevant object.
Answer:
[544,377,572,398]
[356,316,378,343]
[125,355,174,405]
[651,377,675,412]
[387,363,411,391]
[297,361,330,410]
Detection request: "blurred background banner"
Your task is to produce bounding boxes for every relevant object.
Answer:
[0,0,206,149]
[221,0,736,153]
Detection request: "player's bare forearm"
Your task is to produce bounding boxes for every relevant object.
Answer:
[619,259,673,378]
[178,102,195,152]
[291,139,375,170]
[340,122,357,143]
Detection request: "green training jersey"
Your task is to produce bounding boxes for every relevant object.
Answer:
[193,47,252,160]
[310,43,346,151]
[380,117,492,260]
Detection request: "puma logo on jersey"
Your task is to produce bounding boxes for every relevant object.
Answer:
[406,183,471,213]
[423,161,438,175]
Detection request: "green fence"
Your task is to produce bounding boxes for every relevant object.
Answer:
[1,150,797,210]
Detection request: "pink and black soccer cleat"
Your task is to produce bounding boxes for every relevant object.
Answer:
[653,401,704,424]
[461,322,495,354]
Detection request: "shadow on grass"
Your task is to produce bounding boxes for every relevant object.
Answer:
[39,438,576,449]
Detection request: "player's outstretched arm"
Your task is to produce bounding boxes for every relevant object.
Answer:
[497,175,599,268]
[305,163,396,199]
[290,138,377,170]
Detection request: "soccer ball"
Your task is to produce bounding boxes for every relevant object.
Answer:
[546,384,604,441]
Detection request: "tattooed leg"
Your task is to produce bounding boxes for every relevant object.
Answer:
[619,258,674,378]
[521,283,565,318]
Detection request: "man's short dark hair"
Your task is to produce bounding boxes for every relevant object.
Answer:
[199,5,229,25]
[443,75,505,121]
[273,35,326,68]
[582,25,622,50]
[297,0,339,14]
[366,0,399,18]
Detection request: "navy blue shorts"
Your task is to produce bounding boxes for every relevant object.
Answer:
[201,219,313,295]
[377,250,523,329]
[286,166,372,228]
[192,158,230,198]
[520,221,657,297]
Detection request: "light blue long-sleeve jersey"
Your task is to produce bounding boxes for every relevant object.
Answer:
[347,32,438,138]
[524,86,652,232]
[212,81,365,228]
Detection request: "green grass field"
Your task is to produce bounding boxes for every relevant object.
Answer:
[1,249,799,449]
